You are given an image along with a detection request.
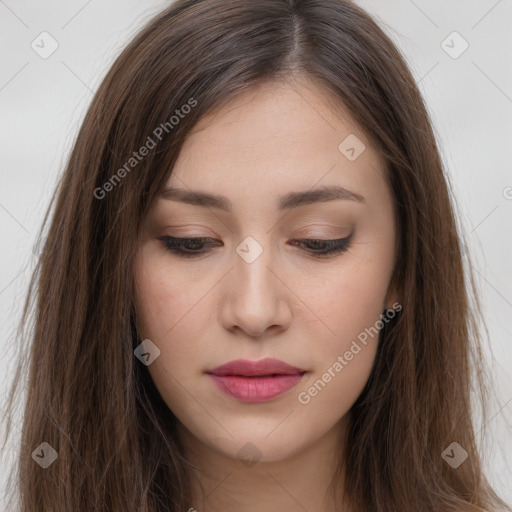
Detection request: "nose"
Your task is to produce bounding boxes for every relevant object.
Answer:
[219,240,292,339]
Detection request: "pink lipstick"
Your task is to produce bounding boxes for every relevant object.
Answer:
[206,358,307,403]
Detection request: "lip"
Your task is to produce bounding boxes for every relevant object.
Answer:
[206,358,308,403]
[207,358,306,377]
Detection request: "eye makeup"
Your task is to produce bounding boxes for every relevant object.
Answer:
[158,232,354,259]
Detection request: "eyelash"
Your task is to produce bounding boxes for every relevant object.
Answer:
[158,235,352,259]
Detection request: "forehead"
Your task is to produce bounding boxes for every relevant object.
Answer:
[166,78,388,208]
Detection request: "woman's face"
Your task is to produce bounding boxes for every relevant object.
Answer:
[134,78,398,464]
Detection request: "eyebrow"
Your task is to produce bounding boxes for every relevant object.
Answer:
[159,184,365,211]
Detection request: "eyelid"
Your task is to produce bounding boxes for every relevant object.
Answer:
[160,225,218,237]
[158,234,353,260]
[295,230,351,239]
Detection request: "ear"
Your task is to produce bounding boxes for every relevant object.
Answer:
[384,274,401,311]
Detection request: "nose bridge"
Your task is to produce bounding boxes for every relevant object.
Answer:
[223,234,289,336]
[234,234,276,306]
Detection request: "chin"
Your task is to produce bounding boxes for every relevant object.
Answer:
[202,425,314,465]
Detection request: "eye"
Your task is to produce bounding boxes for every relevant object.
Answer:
[288,236,353,258]
[158,237,219,258]
[158,234,353,259]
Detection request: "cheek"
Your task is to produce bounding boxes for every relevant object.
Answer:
[294,273,384,426]
[291,254,390,413]
[133,266,201,416]
[295,340,377,445]
[133,252,199,382]
[134,249,207,341]
[297,257,391,355]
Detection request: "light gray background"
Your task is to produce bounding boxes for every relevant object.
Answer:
[1,0,511,509]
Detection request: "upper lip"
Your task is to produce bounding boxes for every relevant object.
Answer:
[206,358,306,377]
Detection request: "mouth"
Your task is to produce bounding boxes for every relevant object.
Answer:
[205,358,308,403]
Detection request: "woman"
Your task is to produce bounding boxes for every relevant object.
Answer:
[3,0,511,510]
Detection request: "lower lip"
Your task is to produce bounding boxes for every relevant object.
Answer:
[207,373,306,402]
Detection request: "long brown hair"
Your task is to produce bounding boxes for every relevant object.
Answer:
[2,0,510,510]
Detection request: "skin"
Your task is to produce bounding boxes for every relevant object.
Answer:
[133,76,399,512]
